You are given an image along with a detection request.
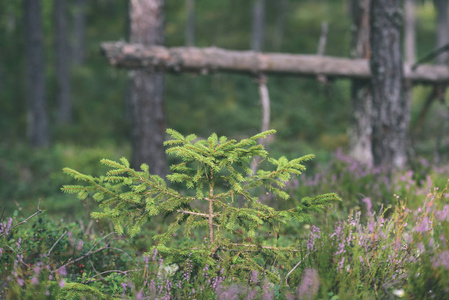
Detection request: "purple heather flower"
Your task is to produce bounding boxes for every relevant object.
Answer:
[417,242,425,253]
[367,220,375,233]
[76,240,84,251]
[121,282,127,291]
[152,249,158,261]
[218,286,239,300]
[335,241,345,256]
[59,279,65,288]
[0,218,13,235]
[135,290,145,300]
[331,223,343,239]
[247,289,257,300]
[149,279,156,294]
[338,257,345,272]
[307,225,321,251]
[7,218,13,230]
[262,281,274,300]
[31,277,39,285]
[34,262,43,275]
[250,270,259,284]
[432,250,449,269]
[436,205,449,222]
[16,278,24,287]
[362,197,373,217]
[57,266,67,277]
[415,216,432,233]
[297,268,320,300]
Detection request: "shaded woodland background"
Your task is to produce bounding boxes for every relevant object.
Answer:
[1,0,448,217]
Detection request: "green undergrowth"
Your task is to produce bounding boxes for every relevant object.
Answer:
[1,133,449,298]
[1,173,448,298]
[0,142,130,219]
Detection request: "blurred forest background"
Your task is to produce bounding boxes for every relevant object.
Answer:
[0,0,448,218]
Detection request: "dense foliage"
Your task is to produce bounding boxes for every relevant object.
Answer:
[1,0,449,298]
[2,158,449,298]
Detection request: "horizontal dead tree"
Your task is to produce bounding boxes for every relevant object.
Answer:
[101,41,449,84]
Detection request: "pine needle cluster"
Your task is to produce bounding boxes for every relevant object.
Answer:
[62,129,340,279]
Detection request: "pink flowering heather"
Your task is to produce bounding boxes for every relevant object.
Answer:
[435,205,449,222]
[414,216,432,233]
[57,266,67,276]
[16,277,24,287]
[432,250,449,269]
[307,225,321,251]
[76,240,83,251]
[297,268,320,300]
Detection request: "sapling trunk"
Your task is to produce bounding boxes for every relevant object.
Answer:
[208,178,214,244]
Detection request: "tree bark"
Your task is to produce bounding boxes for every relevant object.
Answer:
[24,0,49,147]
[273,0,289,51]
[404,0,417,64]
[72,0,87,65]
[434,0,449,64]
[129,0,167,177]
[251,0,265,51]
[349,0,372,166]
[250,75,270,174]
[101,42,449,84]
[54,0,72,124]
[317,22,328,56]
[370,0,409,169]
[185,0,195,46]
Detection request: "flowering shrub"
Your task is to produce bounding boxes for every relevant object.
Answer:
[288,149,447,216]
[288,179,449,299]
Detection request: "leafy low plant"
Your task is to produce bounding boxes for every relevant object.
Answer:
[62,129,340,281]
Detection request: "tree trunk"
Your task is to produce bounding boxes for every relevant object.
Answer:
[273,0,289,51]
[250,0,269,174]
[54,0,72,124]
[349,0,372,165]
[251,0,265,51]
[370,0,409,169]
[185,0,195,46]
[403,0,417,164]
[129,0,167,177]
[434,0,449,64]
[404,0,417,64]
[72,0,87,65]
[24,0,49,147]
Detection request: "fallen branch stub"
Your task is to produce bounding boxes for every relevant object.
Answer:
[101,41,449,84]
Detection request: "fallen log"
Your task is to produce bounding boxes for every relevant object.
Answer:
[101,41,449,84]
